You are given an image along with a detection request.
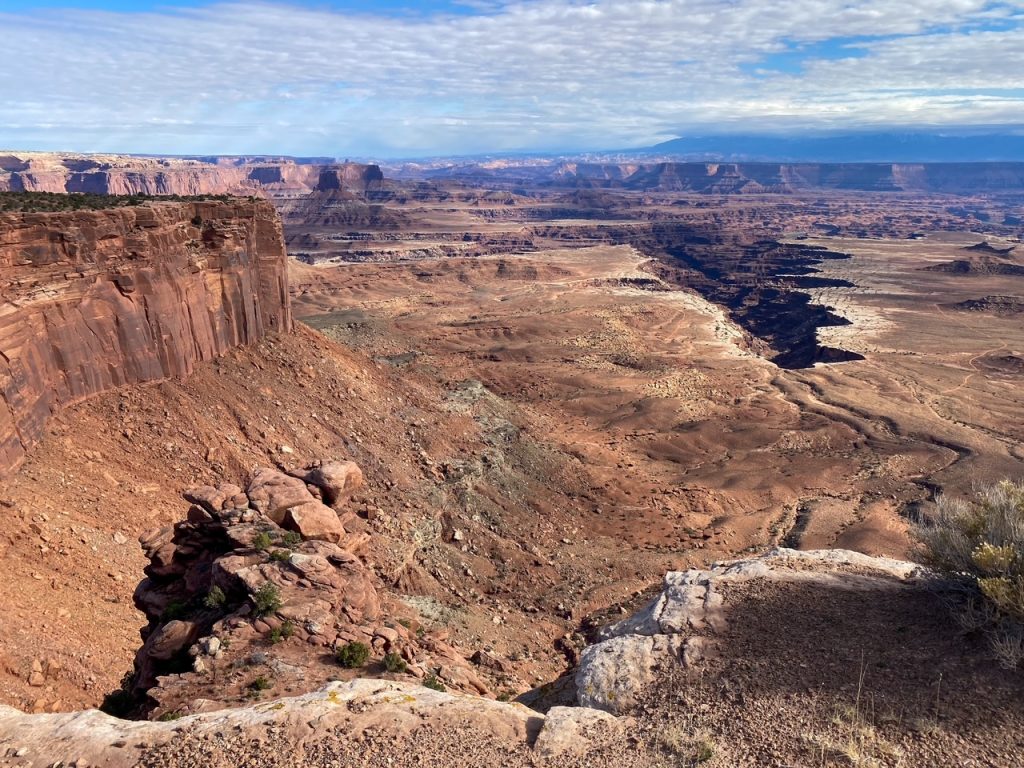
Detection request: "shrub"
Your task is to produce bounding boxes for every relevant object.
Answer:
[269,621,295,645]
[335,641,371,668]
[252,582,282,617]
[249,675,272,691]
[270,548,292,563]
[422,671,446,692]
[253,532,273,551]
[915,480,1024,666]
[160,600,190,622]
[281,531,302,548]
[383,652,408,673]
[203,586,227,609]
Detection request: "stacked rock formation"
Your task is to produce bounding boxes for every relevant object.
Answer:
[130,460,488,718]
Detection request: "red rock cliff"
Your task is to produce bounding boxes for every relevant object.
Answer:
[0,154,386,198]
[0,199,291,475]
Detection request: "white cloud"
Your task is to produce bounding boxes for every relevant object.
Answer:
[1,0,1022,155]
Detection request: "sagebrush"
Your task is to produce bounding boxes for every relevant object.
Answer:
[915,480,1024,667]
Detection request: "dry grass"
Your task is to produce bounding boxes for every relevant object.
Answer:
[804,658,905,768]
[915,480,1024,667]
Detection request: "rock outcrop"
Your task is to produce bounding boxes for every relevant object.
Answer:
[575,548,923,714]
[0,199,291,475]
[0,679,621,768]
[128,461,488,718]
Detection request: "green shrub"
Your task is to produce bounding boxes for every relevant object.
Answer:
[157,710,183,721]
[160,600,190,622]
[335,641,371,668]
[422,671,446,692]
[252,582,282,617]
[383,652,408,673]
[0,191,239,213]
[269,621,295,645]
[203,586,227,609]
[249,675,272,691]
[253,531,273,551]
[281,531,302,548]
[915,480,1024,667]
[270,548,292,563]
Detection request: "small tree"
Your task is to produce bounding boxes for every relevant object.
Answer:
[252,582,282,617]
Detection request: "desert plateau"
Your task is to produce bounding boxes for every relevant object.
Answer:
[3,0,1024,765]
[0,151,1022,766]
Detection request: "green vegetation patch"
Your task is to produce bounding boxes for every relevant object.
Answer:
[0,190,243,213]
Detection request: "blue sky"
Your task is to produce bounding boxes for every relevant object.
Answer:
[2,0,1023,157]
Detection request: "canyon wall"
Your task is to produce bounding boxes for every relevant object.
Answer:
[0,154,385,198]
[0,199,292,475]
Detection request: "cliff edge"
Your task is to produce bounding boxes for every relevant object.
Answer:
[0,199,291,475]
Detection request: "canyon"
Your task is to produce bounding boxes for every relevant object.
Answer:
[0,156,1023,766]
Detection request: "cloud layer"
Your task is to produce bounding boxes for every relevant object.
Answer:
[2,0,1023,156]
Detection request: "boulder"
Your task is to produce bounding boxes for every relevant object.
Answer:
[533,706,622,759]
[246,468,315,524]
[283,500,346,544]
[576,633,684,714]
[289,460,364,507]
[145,620,200,662]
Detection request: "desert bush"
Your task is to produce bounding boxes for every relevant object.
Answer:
[383,651,408,673]
[253,531,273,551]
[915,480,1024,666]
[160,600,191,622]
[281,531,303,548]
[249,675,272,691]
[269,621,295,645]
[335,641,371,668]
[252,582,282,617]
[270,548,292,563]
[422,671,446,692]
[0,190,239,213]
[203,585,227,609]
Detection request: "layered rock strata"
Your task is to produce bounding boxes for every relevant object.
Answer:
[0,154,385,198]
[0,199,291,475]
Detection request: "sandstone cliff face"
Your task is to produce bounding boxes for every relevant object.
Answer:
[0,200,291,475]
[0,154,385,198]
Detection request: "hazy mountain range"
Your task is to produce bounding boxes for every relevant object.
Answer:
[641,132,1024,163]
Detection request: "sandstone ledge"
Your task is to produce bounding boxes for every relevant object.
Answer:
[0,679,619,768]
[576,548,924,713]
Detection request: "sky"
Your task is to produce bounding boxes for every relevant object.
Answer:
[1,0,1023,158]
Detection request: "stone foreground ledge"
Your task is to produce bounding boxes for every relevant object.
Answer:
[0,678,619,767]
[576,548,924,713]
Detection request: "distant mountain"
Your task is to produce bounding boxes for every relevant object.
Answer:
[644,133,1024,163]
